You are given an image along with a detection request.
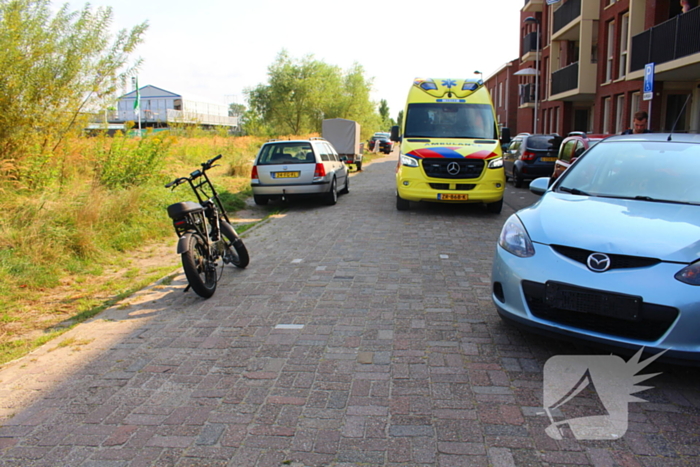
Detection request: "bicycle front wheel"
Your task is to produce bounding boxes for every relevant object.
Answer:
[220,221,250,268]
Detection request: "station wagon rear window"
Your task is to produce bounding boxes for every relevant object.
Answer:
[258,143,315,164]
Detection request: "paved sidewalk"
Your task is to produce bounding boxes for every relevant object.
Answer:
[1,154,699,466]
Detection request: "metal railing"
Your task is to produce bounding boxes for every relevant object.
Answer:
[553,0,581,35]
[551,62,579,95]
[519,83,536,105]
[630,7,700,72]
[522,32,539,56]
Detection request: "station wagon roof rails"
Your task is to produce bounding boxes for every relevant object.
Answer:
[309,137,325,141]
[567,131,587,137]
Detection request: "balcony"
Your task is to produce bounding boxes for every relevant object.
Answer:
[523,0,543,13]
[553,0,581,35]
[552,62,579,96]
[630,7,700,73]
[519,83,536,107]
[521,32,540,59]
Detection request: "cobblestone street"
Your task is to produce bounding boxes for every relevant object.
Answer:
[1,153,699,466]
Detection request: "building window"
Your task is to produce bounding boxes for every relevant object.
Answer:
[615,94,625,134]
[629,92,641,128]
[603,97,611,133]
[606,21,615,82]
[619,14,629,78]
[555,107,560,134]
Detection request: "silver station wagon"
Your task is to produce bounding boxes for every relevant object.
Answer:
[250,138,349,206]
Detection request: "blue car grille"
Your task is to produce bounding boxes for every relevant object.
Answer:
[551,245,661,270]
[522,280,678,341]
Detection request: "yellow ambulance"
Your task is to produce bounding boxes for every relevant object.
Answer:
[390,78,509,213]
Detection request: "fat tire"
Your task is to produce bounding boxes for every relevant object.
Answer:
[220,221,250,268]
[486,198,503,214]
[181,232,217,298]
[396,193,409,211]
[356,161,362,171]
[253,195,268,206]
[325,178,338,205]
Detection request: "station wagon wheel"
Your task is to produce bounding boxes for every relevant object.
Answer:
[253,195,268,206]
[325,177,338,205]
[340,174,349,194]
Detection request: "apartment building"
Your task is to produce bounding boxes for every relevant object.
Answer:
[487,60,521,135]
[488,0,700,136]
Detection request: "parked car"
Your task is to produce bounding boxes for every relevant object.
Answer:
[368,133,393,154]
[504,133,562,187]
[250,137,349,206]
[492,133,700,364]
[550,132,612,182]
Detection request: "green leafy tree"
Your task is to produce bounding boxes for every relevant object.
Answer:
[228,103,246,117]
[245,50,380,139]
[0,0,148,185]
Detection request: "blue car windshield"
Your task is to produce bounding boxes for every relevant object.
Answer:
[404,103,497,139]
[557,141,700,205]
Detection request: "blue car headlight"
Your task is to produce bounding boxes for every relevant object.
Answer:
[498,215,535,258]
[400,154,419,167]
[675,261,700,285]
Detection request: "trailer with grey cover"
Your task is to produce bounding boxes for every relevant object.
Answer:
[322,118,363,171]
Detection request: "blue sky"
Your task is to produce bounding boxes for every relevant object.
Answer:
[67,0,525,120]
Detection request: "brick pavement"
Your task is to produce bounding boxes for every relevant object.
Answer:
[1,153,700,466]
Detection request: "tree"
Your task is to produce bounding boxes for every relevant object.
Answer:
[378,99,396,130]
[0,0,148,184]
[228,103,246,117]
[245,50,380,139]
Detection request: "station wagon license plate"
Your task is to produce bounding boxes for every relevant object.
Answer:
[544,281,641,321]
[540,157,557,162]
[438,193,468,201]
[273,171,300,179]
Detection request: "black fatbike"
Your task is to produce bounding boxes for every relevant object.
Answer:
[165,154,249,298]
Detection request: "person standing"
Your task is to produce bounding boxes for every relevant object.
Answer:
[621,111,651,134]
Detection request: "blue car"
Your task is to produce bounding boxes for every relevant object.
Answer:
[491,133,700,364]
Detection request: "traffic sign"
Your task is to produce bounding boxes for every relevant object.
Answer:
[643,63,654,101]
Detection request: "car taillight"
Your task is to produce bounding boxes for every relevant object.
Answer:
[521,150,536,161]
[314,163,326,178]
[251,166,259,179]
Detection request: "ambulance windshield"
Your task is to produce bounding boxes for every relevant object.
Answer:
[404,103,496,140]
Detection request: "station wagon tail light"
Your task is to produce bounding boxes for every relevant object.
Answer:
[251,165,259,180]
[521,150,536,161]
[314,163,326,178]
[675,261,700,286]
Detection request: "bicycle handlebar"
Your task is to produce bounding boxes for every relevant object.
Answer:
[202,154,222,171]
[166,155,223,188]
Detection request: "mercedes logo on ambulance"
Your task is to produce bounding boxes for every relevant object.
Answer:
[446,162,460,175]
[587,253,611,272]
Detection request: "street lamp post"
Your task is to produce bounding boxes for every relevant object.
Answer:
[524,16,540,134]
[474,70,483,82]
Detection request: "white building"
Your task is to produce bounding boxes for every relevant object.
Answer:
[116,85,238,129]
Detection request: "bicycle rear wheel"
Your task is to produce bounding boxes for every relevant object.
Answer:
[181,232,217,298]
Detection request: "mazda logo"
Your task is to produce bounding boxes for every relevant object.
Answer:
[446,162,460,175]
[587,253,611,272]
